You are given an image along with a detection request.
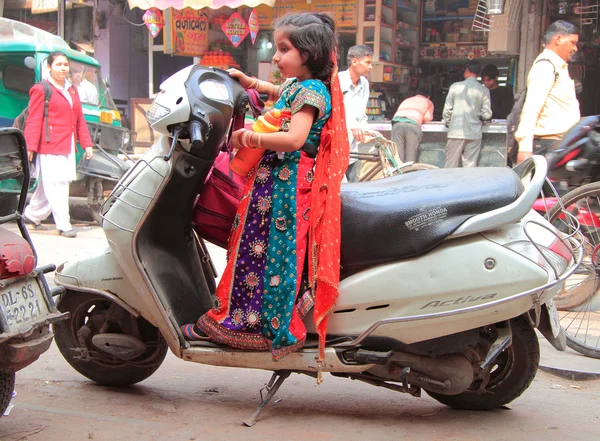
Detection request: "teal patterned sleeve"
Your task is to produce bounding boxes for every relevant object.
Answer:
[287,80,327,119]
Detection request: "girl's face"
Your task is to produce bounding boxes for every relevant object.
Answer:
[48,55,70,83]
[272,29,311,82]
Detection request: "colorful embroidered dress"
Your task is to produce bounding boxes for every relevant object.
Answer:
[196,79,332,360]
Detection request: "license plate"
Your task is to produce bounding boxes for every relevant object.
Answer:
[546,299,561,338]
[0,279,50,331]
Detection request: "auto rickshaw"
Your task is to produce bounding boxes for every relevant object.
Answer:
[0,18,131,222]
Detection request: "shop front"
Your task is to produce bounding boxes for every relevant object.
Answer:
[253,0,515,167]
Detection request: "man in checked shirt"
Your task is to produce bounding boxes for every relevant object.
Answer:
[442,60,492,168]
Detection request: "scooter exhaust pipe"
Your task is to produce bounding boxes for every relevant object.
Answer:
[361,350,474,395]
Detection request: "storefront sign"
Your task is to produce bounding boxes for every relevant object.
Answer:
[143,8,165,38]
[164,8,209,57]
[248,9,259,44]
[255,0,310,27]
[420,44,488,60]
[254,0,356,28]
[311,2,357,28]
[31,0,58,14]
[222,12,249,48]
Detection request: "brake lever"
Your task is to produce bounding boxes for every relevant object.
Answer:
[164,126,183,161]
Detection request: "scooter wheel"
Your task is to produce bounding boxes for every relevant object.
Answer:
[53,291,168,387]
[425,318,539,410]
[0,372,15,417]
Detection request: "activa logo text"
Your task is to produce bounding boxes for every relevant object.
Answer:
[420,293,498,309]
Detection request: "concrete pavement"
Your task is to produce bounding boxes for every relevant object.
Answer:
[0,223,599,440]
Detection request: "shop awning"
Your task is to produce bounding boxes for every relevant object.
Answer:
[128,0,275,10]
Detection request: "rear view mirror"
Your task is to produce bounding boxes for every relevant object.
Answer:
[0,129,30,214]
[24,56,36,70]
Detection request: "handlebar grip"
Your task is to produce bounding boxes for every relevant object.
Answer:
[189,120,204,150]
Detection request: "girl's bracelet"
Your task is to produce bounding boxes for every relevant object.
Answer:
[248,77,258,90]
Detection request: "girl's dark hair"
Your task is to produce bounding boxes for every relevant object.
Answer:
[47,51,69,67]
[273,12,339,83]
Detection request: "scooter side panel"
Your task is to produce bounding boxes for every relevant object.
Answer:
[55,248,165,328]
[305,234,549,344]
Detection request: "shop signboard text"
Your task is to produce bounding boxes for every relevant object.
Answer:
[164,8,209,57]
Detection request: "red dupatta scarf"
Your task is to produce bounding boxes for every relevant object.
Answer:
[309,62,350,382]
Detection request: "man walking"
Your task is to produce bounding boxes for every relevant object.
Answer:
[442,60,492,168]
[339,45,373,182]
[515,21,580,164]
[481,64,513,120]
[391,92,434,162]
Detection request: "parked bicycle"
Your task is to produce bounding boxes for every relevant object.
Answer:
[351,130,436,181]
[543,182,600,359]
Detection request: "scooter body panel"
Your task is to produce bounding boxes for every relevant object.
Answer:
[181,346,371,373]
[55,249,166,327]
[308,233,550,344]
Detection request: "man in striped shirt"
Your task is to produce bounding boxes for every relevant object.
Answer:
[442,60,493,167]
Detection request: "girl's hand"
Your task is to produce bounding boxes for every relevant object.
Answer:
[28,151,34,162]
[231,128,252,149]
[227,68,254,89]
[85,146,94,160]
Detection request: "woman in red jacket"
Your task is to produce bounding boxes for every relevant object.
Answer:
[23,51,94,238]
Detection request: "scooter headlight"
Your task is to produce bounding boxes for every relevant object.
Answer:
[146,101,171,125]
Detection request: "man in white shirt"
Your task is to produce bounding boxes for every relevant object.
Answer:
[70,67,99,106]
[515,20,580,164]
[339,45,373,182]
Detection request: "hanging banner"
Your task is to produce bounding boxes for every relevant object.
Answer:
[248,9,259,44]
[143,7,165,38]
[164,8,209,57]
[31,0,58,14]
[222,12,249,48]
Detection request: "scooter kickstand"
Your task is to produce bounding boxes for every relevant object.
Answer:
[243,370,291,427]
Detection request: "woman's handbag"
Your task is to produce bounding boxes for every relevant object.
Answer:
[192,89,263,248]
[192,151,246,248]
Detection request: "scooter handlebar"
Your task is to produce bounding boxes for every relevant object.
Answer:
[450,155,548,237]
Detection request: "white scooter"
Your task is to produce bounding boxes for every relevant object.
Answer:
[52,66,582,425]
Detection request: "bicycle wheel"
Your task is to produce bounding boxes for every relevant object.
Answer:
[397,163,438,174]
[547,182,600,358]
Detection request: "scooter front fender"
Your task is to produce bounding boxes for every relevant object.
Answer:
[54,248,164,328]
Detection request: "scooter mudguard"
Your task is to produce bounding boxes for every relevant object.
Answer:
[538,302,567,351]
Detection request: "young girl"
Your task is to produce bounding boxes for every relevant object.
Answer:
[183,12,349,362]
[23,51,94,238]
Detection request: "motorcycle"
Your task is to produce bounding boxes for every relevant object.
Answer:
[52,66,582,425]
[0,128,68,416]
[533,116,600,233]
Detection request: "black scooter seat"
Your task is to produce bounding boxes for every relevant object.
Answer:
[340,167,524,276]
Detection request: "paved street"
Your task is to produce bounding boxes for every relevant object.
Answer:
[1,224,599,441]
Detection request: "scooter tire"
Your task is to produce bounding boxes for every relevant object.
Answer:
[0,372,15,417]
[53,291,168,387]
[425,319,539,410]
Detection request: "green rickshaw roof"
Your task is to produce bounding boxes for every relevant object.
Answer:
[0,18,100,67]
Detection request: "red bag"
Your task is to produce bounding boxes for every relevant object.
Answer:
[192,152,247,248]
[192,89,263,248]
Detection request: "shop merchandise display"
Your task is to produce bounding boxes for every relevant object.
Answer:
[199,51,240,69]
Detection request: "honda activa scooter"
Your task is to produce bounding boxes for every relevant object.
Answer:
[52,66,582,425]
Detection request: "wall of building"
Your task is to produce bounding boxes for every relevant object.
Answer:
[95,1,148,119]
[517,0,547,90]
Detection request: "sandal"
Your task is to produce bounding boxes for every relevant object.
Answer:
[181,323,211,341]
